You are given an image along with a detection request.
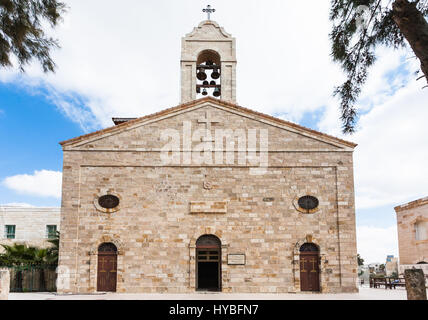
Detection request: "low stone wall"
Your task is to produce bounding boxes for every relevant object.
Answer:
[399,264,428,275]
[0,269,10,300]
[399,264,428,283]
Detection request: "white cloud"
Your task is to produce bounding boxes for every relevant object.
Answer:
[316,45,428,210]
[352,81,428,209]
[0,0,345,130]
[3,170,62,198]
[0,203,36,208]
[357,225,398,264]
[1,1,426,211]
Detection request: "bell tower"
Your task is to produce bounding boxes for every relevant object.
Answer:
[180,6,237,103]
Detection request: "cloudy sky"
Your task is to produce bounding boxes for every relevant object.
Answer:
[1,0,427,264]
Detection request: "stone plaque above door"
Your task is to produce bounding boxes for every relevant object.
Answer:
[190,201,227,214]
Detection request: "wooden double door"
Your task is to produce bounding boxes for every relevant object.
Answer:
[97,243,117,292]
[300,252,320,292]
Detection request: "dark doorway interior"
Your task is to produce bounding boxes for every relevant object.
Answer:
[197,249,220,290]
[196,235,221,291]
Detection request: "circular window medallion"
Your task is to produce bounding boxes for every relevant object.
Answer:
[98,195,120,209]
[293,195,320,214]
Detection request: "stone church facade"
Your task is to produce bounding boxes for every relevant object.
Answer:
[57,19,358,294]
[395,197,428,265]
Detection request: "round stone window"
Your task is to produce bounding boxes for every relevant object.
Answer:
[294,195,319,214]
[98,195,120,209]
[298,196,319,211]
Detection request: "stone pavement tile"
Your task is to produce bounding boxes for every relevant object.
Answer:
[8,288,418,300]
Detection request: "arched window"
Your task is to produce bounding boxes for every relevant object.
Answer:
[299,243,319,252]
[196,50,221,99]
[196,234,221,248]
[98,242,117,253]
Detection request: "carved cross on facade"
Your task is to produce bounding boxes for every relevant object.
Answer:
[198,110,220,142]
[203,5,216,20]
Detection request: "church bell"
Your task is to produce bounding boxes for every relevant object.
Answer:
[213,87,221,97]
[202,88,208,96]
[211,68,220,79]
[197,69,207,81]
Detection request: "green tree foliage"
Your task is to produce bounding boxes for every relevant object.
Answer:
[330,0,428,133]
[45,231,59,264]
[0,243,44,265]
[0,232,60,266]
[0,0,66,72]
[357,253,364,266]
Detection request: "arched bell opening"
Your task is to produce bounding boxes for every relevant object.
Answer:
[196,234,222,291]
[299,243,320,292]
[196,50,221,99]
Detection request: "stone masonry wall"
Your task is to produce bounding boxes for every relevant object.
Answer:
[58,103,358,294]
[0,269,10,300]
[0,207,60,252]
[395,198,428,264]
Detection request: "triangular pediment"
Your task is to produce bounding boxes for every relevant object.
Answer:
[60,97,356,151]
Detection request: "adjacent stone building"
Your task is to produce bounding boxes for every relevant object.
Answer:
[395,196,428,266]
[57,19,358,294]
[0,206,60,251]
[385,255,398,277]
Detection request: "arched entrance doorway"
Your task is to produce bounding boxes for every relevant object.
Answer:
[299,243,320,292]
[196,235,221,291]
[97,243,117,292]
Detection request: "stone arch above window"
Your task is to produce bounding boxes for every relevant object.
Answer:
[197,50,221,66]
[299,243,320,252]
[189,227,229,249]
[196,234,221,248]
[98,242,117,253]
[90,235,124,255]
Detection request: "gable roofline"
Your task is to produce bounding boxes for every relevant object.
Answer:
[394,196,428,213]
[59,97,357,148]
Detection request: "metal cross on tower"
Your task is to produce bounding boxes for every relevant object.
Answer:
[203,5,215,20]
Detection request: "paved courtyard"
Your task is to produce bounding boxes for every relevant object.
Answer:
[7,286,422,300]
